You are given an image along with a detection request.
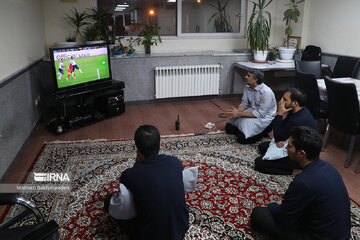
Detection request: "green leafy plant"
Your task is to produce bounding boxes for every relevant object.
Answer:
[65,8,89,42]
[116,37,125,51]
[127,37,137,54]
[136,25,162,54]
[83,25,102,41]
[283,0,304,47]
[208,0,233,32]
[267,47,278,61]
[247,0,273,52]
[87,7,112,42]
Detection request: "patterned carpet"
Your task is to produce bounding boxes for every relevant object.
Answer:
[3,133,360,239]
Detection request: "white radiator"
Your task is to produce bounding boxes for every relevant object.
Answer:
[154,64,220,99]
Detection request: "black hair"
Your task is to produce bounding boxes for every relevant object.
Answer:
[249,69,264,84]
[289,126,322,160]
[287,88,307,107]
[134,125,160,158]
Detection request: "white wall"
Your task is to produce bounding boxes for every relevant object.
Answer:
[302,0,360,57]
[42,0,97,51]
[0,0,45,83]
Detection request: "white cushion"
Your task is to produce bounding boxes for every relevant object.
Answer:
[263,138,288,160]
[108,183,137,220]
[183,166,199,194]
[108,167,199,220]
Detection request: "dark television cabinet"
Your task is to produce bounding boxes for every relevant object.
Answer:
[47,80,125,134]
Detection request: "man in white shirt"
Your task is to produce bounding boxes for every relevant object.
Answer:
[225,69,276,144]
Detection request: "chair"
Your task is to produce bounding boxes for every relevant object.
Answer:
[323,76,360,172]
[295,70,327,120]
[295,60,322,79]
[0,193,59,240]
[331,56,360,78]
[301,45,322,61]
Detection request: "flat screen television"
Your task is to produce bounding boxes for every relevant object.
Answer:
[50,44,112,91]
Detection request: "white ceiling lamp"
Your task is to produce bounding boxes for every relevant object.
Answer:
[117,4,129,7]
[114,7,126,11]
[167,0,176,2]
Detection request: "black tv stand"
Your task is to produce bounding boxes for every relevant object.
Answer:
[47,80,125,134]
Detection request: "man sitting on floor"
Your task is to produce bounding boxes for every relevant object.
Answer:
[255,88,317,175]
[104,125,189,240]
[250,126,351,240]
[225,69,276,144]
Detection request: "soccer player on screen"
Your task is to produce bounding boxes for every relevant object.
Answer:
[66,62,73,81]
[57,59,66,80]
[69,55,83,79]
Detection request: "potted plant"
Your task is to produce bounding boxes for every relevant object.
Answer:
[247,0,273,61]
[267,47,278,64]
[64,8,89,43]
[136,25,162,54]
[87,7,112,43]
[208,0,233,32]
[113,37,125,56]
[84,25,103,44]
[278,0,304,60]
[127,37,137,56]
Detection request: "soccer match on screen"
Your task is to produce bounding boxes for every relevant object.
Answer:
[52,46,110,89]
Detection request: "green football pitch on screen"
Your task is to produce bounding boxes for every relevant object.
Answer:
[55,55,110,88]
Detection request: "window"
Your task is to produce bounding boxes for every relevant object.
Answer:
[98,0,246,37]
[178,0,246,37]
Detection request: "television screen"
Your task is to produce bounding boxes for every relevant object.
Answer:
[50,44,111,90]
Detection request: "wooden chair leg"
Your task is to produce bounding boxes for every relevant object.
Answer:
[322,124,330,150]
[345,135,356,168]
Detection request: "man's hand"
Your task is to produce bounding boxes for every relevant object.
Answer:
[268,130,274,139]
[225,107,242,119]
[276,141,286,148]
[276,98,292,116]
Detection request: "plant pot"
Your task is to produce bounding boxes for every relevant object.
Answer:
[56,41,77,47]
[113,50,123,56]
[278,47,296,60]
[86,40,105,45]
[145,45,151,54]
[253,50,268,61]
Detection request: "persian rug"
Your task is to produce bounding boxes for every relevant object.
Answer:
[2,133,360,239]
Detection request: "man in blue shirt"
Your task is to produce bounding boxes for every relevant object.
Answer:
[105,125,189,240]
[250,126,351,240]
[255,89,317,175]
[225,69,276,144]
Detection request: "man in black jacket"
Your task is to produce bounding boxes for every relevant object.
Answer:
[254,88,317,175]
[119,125,189,240]
[251,126,351,240]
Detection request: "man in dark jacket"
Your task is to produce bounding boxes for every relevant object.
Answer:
[250,126,351,240]
[119,125,189,240]
[255,88,317,175]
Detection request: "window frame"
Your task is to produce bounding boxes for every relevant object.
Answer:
[176,0,247,38]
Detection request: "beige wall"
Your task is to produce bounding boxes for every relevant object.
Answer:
[0,0,45,83]
[302,0,360,56]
